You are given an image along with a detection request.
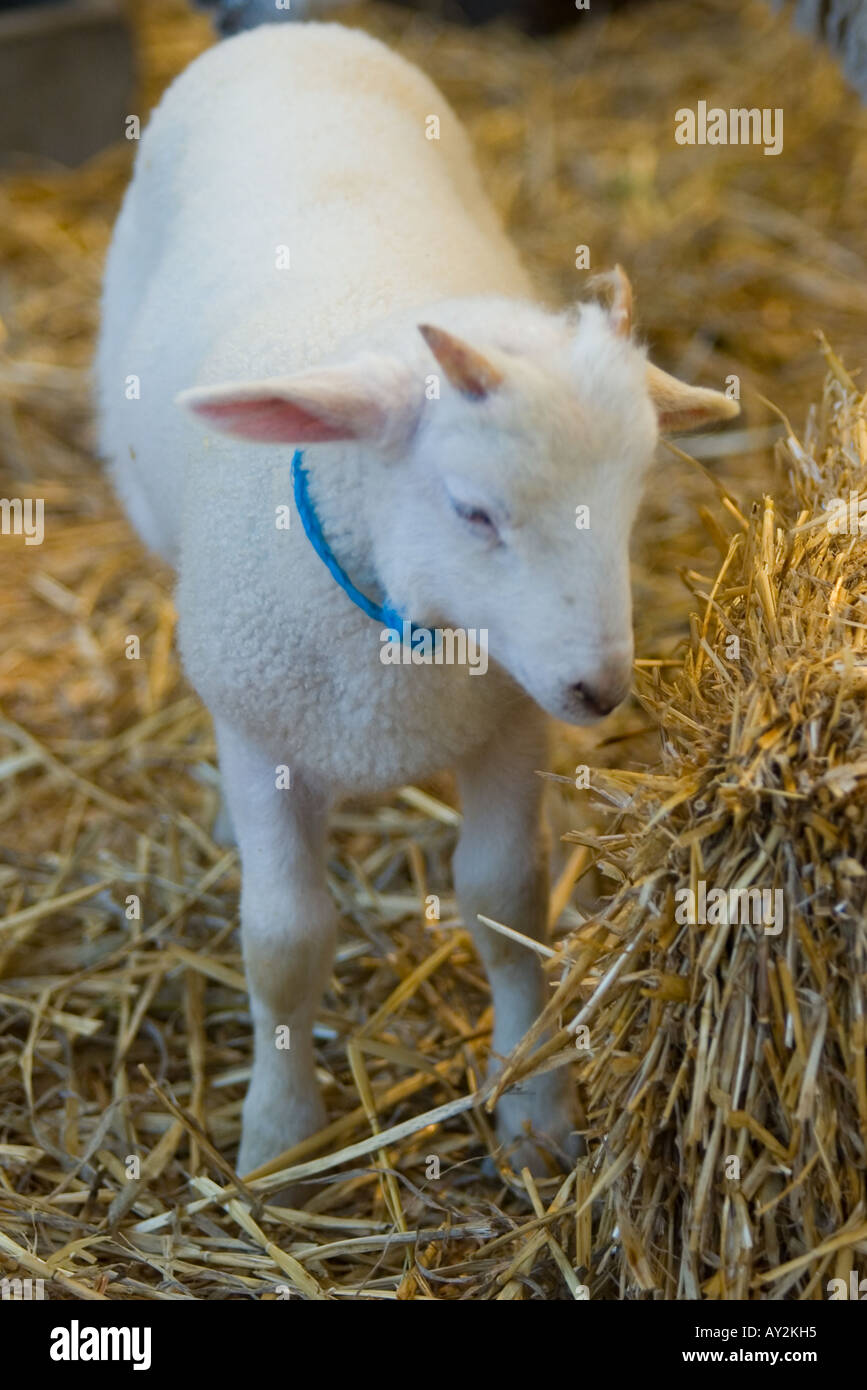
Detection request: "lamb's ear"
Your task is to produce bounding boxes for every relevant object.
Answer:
[590,263,633,337]
[176,357,419,445]
[646,363,740,434]
[418,324,503,400]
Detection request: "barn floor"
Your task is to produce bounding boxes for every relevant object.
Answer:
[0,0,865,1299]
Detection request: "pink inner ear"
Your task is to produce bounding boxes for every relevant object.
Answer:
[189,396,355,443]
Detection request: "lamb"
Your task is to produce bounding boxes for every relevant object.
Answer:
[97,21,737,1182]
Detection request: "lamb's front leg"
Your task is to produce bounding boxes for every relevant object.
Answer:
[215,720,336,1178]
[454,707,577,1173]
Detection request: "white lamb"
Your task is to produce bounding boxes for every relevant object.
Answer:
[97,22,737,1181]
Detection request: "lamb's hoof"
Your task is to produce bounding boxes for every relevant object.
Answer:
[257,1181,310,1210]
[491,1071,582,1180]
[498,1128,582,1180]
[236,1154,309,1211]
[237,1103,325,1208]
[480,1131,581,1196]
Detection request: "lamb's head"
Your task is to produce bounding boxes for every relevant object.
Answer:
[179,271,738,725]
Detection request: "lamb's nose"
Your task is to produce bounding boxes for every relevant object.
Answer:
[571,675,630,717]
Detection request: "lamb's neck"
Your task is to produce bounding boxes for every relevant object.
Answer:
[300,442,390,612]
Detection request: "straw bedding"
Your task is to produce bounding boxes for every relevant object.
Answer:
[0,0,865,1299]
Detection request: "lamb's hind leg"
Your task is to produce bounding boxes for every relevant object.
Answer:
[215,719,336,1181]
[453,706,577,1174]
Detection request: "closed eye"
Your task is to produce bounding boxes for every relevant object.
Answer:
[451,497,499,537]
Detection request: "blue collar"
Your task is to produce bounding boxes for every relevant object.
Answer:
[291,449,435,644]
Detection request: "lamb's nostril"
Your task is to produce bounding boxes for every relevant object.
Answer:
[571,681,621,717]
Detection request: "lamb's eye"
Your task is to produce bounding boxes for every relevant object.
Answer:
[451,498,497,533]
